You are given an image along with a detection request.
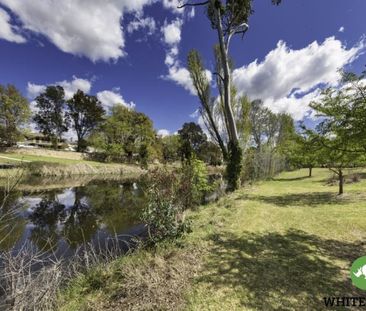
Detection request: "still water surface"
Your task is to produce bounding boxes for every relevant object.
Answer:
[0,177,148,258]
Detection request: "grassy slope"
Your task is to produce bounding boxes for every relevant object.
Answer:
[0,152,144,177]
[0,152,102,165]
[59,168,366,310]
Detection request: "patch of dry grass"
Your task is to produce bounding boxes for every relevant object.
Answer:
[6,148,85,161]
[59,245,202,311]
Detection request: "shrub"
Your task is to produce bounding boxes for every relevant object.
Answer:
[179,156,211,210]
[141,158,211,245]
[141,169,190,245]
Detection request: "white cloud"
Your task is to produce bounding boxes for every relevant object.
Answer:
[27,77,135,112]
[188,7,195,19]
[0,0,154,62]
[0,8,25,43]
[27,77,92,100]
[162,18,183,46]
[96,90,135,111]
[162,0,183,14]
[264,88,323,121]
[127,15,156,35]
[161,17,212,95]
[157,129,170,137]
[233,37,365,120]
[59,77,92,99]
[339,26,345,33]
[27,83,46,99]
[166,65,212,95]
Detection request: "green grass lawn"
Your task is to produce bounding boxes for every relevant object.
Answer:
[59,168,366,310]
[186,168,366,310]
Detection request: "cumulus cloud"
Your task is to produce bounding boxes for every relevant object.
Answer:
[96,89,135,111]
[27,77,135,112]
[27,83,46,99]
[232,37,365,120]
[162,18,183,46]
[27,77,92,100]
[339,26,345,33]
[0,8,25,43]
[60,78,92,99]
[0,0,154,62]
[157,129,170,137]
[167,65,212,95]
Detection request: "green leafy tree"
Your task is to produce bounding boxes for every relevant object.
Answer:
[178,122,207,161]
[33,85,68,149]
[161,134,181,163]
[287,133,320,177]
[306,85,366,194]
[198,141,223,165]
[0,84,30,147]
[90,105,156,163]
[67,90,105,152]
[247,100,295,177]
[180,155,211,209]
[184,0,281,191]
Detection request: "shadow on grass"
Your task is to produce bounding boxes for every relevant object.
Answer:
[237,192,351,207]
[198,229,365,310]
[272,176,311,182]
[352,172,366,179]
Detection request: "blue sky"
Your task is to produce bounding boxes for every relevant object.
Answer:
[0,0,365,136]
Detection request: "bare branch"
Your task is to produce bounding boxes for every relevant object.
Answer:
[213,72,224,82]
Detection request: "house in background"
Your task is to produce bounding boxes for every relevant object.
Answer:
[17,133,75,150]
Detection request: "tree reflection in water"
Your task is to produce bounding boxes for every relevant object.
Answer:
[1,179,148,256]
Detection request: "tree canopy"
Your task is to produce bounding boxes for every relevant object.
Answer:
[67,90,105,152]
[90,105,156,163]
[0,84,30,146]
[178,122,207,161]
[302,74,366,194]
[33,85,69,148]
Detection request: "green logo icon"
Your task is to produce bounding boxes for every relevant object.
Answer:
[351,256,366,290]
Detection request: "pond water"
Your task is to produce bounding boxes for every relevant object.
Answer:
[0,177,148,258]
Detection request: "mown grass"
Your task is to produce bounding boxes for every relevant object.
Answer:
[0,152,145,178]
[58,168,366,310]
[0,152,102,166]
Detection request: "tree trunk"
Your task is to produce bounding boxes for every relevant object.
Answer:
[338,169,344,195]
[226,141,242,192]
[76,134,85,152]
[215,4,242,191]
[215,6,238,143]
[268,152,274,177]
[205,110,228,160]
[309,167,312,177]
